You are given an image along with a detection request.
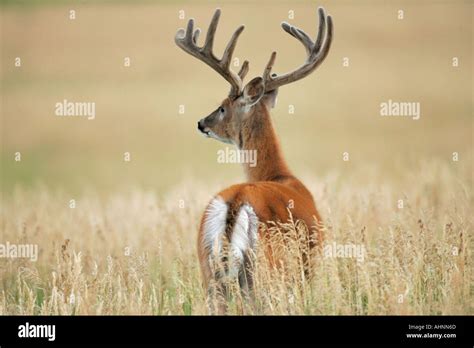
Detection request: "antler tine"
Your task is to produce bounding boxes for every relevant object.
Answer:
[281,23,312,55]
[264,7,333,92]
[238,60,250,80]
[175,9,246,97]
[192,28,201,45]
[203,9,220,55]
[313,7,327,54]
[185,18,195,45]
[222,25,245,68]
[263,52,276,81]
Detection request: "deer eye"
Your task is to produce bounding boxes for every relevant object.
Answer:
[219,107,225,114]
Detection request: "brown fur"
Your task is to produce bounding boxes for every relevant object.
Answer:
[176,7,333,313]
[198,95,322,311]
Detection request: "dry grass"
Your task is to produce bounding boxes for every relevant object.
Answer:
[1,160,472,315]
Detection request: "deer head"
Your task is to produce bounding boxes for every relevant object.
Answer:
[175,7,333,146]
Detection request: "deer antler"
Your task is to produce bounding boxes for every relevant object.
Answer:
[263,7,333,92]
[175,9,247,98]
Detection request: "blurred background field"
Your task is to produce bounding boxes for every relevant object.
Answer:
[1,0,472,194]
[0,0,472,315]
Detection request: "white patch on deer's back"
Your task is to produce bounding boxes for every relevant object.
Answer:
[202,197,228,256]
[228,204,259,277]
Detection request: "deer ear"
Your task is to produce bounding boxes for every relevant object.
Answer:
[241,77,265,107]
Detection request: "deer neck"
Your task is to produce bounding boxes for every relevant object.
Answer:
[238,103,292,182]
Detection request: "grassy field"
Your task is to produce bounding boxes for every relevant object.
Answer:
[1,161,472,314]
[1,1,473,314]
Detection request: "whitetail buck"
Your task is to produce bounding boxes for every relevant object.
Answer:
[175,7,333,313]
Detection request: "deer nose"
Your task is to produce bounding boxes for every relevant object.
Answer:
[197,120,205,132]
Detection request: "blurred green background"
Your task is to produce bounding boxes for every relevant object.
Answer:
[1,0,472,195]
